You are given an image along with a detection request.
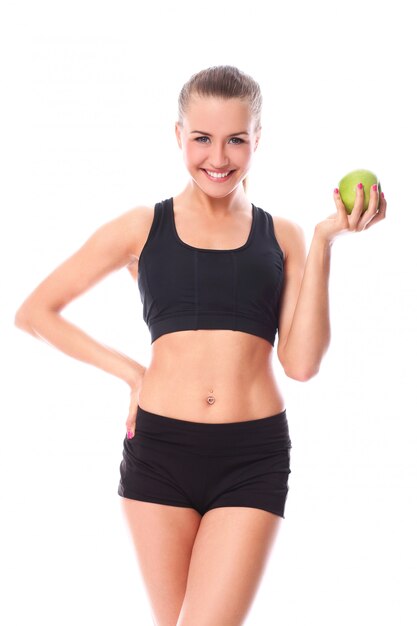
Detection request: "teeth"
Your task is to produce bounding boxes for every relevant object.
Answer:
[206,170,231,178]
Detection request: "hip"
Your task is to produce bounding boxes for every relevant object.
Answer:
[130,403,292,454]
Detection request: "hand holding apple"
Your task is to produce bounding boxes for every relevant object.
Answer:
[338,169,382,214]
[314,169,387,245]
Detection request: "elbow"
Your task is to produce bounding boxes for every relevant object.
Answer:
[284,368,316,382]
[278,346,322,381]
[14,306,36,333]
[15,308,29,330]
[283,362,320,382]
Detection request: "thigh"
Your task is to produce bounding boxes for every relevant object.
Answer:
[121,498,202,626]
[178,506,282,626]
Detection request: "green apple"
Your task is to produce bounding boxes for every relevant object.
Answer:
[338,169,381,214]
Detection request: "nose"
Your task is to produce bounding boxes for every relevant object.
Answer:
[208,141,230,170]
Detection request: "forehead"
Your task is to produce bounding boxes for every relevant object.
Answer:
[183,95,254,130]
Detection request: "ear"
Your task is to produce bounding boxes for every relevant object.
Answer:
[254,127,262,151]
[175,122,182,149]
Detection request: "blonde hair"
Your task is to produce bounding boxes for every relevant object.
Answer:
[177,65,262,194]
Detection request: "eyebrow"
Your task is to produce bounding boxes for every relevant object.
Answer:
[190,130,250,136]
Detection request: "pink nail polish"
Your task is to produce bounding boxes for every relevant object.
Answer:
[334,188,339,194]
[357,182,363,190]
[372,184,377,191]
[381,192,385,199]
[127,430,133,439]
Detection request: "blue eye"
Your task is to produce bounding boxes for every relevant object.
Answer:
[194,136,245,144]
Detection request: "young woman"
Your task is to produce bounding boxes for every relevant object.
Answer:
[15,65,386,626]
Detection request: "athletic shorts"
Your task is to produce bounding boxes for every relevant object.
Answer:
[118,404,292,519]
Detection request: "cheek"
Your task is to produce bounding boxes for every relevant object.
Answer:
[233,145,252,166]
[183,143,203,165]
[240,145,253,160]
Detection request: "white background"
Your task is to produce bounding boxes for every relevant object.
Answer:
[2,0,416,624]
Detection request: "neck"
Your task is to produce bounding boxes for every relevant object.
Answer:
[176,180,251,217]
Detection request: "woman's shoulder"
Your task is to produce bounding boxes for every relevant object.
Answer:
[270,214,305,263]
[113,203,156,257]
[111,203,157,281]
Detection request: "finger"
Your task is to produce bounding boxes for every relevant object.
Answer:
[126,424,136,439]
[358,183,380,229]
[126,423,135,439]
[126,404,139,439]
[379,191,387,214]
[333,188,349,219]
[363,192,387,229]
[366,183,380,215]
[350,182,365,225]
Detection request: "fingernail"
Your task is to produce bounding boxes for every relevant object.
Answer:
[334,188,339,194]
[381,192,385,199]
[357,182,363,190]
[127,430,133,439]
[372,184,377,191]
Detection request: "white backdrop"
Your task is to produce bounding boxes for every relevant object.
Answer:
[2,1,416,624]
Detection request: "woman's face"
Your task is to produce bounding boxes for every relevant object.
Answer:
[175,95,261,196]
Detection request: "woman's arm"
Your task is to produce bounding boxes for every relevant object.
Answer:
[15,311,145,388]
[14,207,149,389]
[279,231,332,381]
[277,184,386,381]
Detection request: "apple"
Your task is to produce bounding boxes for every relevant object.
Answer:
[338,169,382,214]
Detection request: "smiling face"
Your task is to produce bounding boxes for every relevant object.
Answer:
[175,95,261,197]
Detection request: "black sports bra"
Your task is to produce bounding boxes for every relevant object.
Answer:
[138,197,285,346]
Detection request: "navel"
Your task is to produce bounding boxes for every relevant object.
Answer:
[206,388,216,405]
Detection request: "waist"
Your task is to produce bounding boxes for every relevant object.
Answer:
[134,404,292,454]
[139,331,285,422]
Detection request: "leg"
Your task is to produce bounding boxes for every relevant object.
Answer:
[177,506,282,626]
[120,498,202,626]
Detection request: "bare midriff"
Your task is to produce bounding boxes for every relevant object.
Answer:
[138,329,286,423]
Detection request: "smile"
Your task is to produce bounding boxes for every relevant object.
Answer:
[202,169,235,181]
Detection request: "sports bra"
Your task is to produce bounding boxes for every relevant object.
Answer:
[138,197,285,346]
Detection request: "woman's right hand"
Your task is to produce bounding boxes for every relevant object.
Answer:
[126,366,147,439]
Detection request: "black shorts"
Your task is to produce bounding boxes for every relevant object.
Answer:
[118,405,292,518]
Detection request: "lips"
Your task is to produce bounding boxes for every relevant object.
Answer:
[202,169,235,181]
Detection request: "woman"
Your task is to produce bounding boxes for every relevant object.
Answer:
[15,65,386,626]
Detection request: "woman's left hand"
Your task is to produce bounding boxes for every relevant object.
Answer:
[315,183,387,245]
